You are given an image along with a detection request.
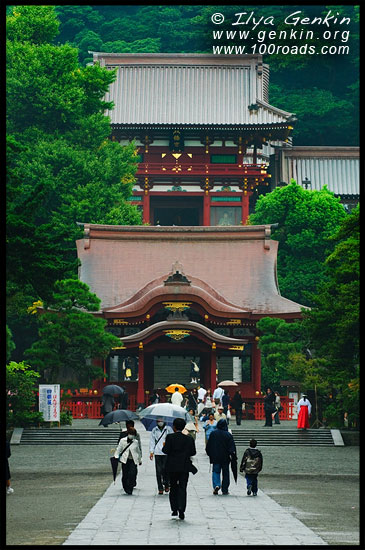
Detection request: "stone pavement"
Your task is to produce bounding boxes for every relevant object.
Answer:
[63,421,327,546]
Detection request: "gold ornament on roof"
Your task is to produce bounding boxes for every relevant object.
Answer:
[163,302,192,312]
[163,329,191,341]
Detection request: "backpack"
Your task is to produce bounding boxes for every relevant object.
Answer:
[244,453,261,474]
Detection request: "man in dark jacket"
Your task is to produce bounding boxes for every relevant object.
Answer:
[162,417,196,520]
[231,390,244,425]
[205,419,236,495]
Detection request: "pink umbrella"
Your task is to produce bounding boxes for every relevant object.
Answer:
[217,380,238,387]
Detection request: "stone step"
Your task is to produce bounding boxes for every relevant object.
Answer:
[231,428,335,446]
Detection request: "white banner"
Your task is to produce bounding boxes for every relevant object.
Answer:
[39,384,60,422]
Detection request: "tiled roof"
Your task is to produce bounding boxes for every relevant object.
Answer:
[91,53,293,127]
[76,225,305,316]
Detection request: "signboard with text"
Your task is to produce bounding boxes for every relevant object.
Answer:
[39,384,60,422]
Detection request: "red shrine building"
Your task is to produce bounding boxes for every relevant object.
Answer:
[78,53,305,409]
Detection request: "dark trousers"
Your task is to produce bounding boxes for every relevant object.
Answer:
[274,410,281,424]
[264,409,273,426]
[155,454,169,491]
[235,408,242,425]
[121,458,137,494]
[169,472,189,513]
[245,473,258,493]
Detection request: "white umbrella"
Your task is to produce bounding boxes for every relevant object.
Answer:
[138,402,192,431]
[217,380,239,387]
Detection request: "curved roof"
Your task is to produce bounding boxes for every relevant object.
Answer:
[76,225,306,317]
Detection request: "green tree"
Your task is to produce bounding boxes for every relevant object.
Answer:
[6,361,42,427]
[250,181,347,306]
[6,325,16,362]
[24,280,122,385]
[6,5,142,361]
[256,317,305,390]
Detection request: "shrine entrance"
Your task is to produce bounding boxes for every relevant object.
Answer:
[150,195,203,225]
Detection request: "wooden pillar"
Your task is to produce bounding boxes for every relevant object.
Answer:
[253,144,258,164]
[137,343,145,407]
[210,344,217,392]
[142,176,150,224]
[203,177,210,226]
[242,192,249,224]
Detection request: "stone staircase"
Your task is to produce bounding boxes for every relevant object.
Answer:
[18,426,341,446]
[231,427,337,446]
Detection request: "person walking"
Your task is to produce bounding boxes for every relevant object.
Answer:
[162,417,196,520]
[187,389,198,414]
[231,390,244,425]
[190,359,199,383]
[114,427,142,495]
[117,420,142,456]
[118,387,128,410]
[273,391,281,425]
[204,389,213,410]
[171,387,183,407]
[101,392,115,417]
[149,390,160,405]
[213,385,224,407]
[197,385,207,415]
[149,418,173,494]
[297,394,312,430]
[6,440,14,495]
[221,390,230,422]
[206,419,236,495]
[263,387,276,426]
[214,405,227,423]
[239,438,263,496]
[203,412,217,445]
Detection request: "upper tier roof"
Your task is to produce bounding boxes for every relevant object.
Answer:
[91,53,294,127]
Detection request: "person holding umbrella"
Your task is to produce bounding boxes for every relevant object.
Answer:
[149,418,173,495]
[114,427,142,495]
[101,385,123,417]
[171,387,184,407]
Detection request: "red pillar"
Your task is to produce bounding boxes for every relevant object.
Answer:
[203,192,210,226]
[142,192,150,224]
[210,345,217,392]
[251,341,261,393]
[242,192,249,224]
[137,344,145,407]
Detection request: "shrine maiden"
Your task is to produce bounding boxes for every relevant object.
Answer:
[297,394,312,430]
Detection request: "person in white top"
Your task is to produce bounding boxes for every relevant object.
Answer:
[114,428,142,494]
[213,386,224,406]
[297,394,312,430]
[149,419,173,494]
[197,385,207,415]
[171,387,184,407]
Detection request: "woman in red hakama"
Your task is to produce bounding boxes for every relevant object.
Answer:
[297,394,311,429]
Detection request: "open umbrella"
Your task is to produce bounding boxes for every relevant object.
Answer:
[138,402,192,431]
[217,380,239,387]
[230,453,238,483]
[110,457,119,484]
[165,383,187,394]
[102,384,124,395]
[99,409,139,427]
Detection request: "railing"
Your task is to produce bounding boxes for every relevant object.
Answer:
[254,401,294,420]
[61,395,150,419]
[136,163,268,177]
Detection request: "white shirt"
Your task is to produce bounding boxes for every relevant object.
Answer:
[213,387,224,400]
[149,425,173,455]
[197,387,207,400]
[297,398,312,414]
[171,391,183,406]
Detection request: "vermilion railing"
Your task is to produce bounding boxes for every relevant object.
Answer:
[254,401,294,420]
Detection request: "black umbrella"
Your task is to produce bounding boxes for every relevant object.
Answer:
[230,453,238,484]
[99,409,139,427]
[110,456,119,484]
[102,385,124,395]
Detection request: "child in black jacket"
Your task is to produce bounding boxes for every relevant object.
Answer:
[239,438,263,496]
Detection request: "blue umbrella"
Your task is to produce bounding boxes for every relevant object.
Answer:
[138,402,192,431]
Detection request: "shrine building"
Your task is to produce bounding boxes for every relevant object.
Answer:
[79,53,305,409]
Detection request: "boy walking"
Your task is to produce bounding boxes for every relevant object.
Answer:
[239,439,263,496]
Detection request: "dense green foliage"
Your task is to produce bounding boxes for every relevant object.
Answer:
[250,182,347,306]
[6,361,43,427]
[6,6,142,368]
[257,205,359,427]
[50,4,359,146]
[24,280,122,385]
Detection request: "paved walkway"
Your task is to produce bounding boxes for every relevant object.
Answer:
[63,421,327,546]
